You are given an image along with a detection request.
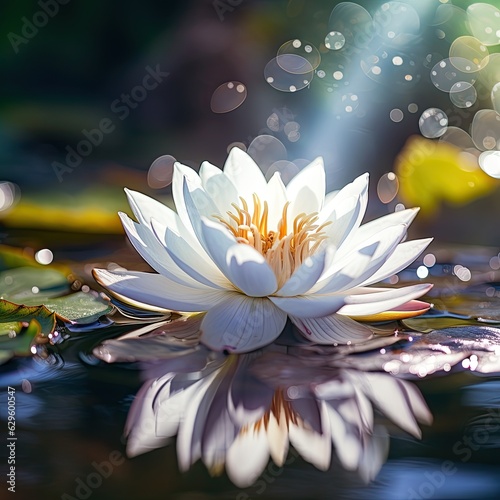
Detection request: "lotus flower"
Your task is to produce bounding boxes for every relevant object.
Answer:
[93,148,432,353]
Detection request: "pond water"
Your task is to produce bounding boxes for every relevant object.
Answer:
[1,231,500,500]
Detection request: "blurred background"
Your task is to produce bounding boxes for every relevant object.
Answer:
[1,0,500,250]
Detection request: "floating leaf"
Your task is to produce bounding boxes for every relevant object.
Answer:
[0,266,70,303]
[0,318,41,365]
[402,308,500,333]
[42,292,113,324]
[0,300,57,334]
[0,292,114,363]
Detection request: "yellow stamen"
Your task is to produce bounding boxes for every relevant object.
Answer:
[214,193,331,288]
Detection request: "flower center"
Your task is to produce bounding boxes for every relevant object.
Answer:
[214,194,330,287]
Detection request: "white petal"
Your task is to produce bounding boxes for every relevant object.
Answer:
[223,148,267,211]
[337,207,420,259]
[289,421,331,471]
[290,313,372,344]
[226,427,270,487]
[155,221,230,289]
[319,173,369,249]
[177,369,223,471]
[265,172,288,231]
[286,157,326,223]
[172,162,203,232]
[352,372,424,438]
[200,294,287,353]
[359,238,433,286]
[199,161,240,215]
[357,426,389,483]
[125,378,173,457]
[181,176,221,242]
[93,268,227,312]
[125,188,181,231]
[199,160,221,184]
[339,283,433,316]
[324,402,361,470]
[269,293,346,318]
[200,217,278,297]
[277,247,333,297]
[119,212,204,288]
[314,224,408,294]
[399,379,433,426]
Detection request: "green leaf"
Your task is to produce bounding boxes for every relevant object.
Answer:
[0,318,41,365]
[0,300,57,334]
[0,266,70,303]
[402,310,500,333]
[42,291,113,324]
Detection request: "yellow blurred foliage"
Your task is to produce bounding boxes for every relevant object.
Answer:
[1,203,122,233]
[395,136,497,214]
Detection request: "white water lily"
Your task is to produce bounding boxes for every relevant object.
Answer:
[94,148,432,353]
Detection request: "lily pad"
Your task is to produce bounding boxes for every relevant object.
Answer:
[0,292,114,364]
[0,266,70,303]
[402,308,500,333]
[0,318,41,364]
[42,291,114,324]
[0,300,57,334]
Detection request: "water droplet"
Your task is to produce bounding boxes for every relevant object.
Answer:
[210,81,247,113]
[419,108,448,138]
[431,4,471,42]
[439,126,475,150]
[423,254,436,267]
[449,36,490,72]
[226,142,247,154]
[265,160,300,184]
[408,103,418,113]
[416,265,429,279]
[377,172,399,203]
[264,57,313,92]
[467,3,500,46]
[470,109,500,151]
[277,40,321,73]
[390,108,404,122]
[324,31,346,50]
[35,249,53,265]
[361,49,419,87]
[373,1,420,43]
[247,135,287,174]
[479,150,500,178]
[147,155,176,189]
[0,182,19,212]
[430,58,477,92]
[449,81,477,108]
[328,2,373,48]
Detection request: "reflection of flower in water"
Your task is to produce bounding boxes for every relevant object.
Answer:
[94,148,432,353]
[94,328,432,487]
